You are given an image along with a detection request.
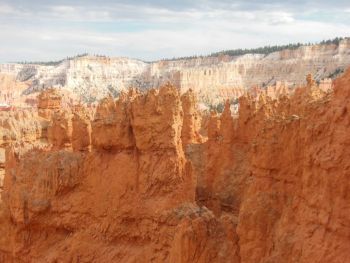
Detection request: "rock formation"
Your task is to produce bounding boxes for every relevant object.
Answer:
[0,68,350,262]
[47,111,73,150]
[1,39,350,106]
[0,88,64,202]
[72,107,92,152]
[197,69,350,263]
[0,73,31,107]
[0,108,49,235]
[0,84,237,262]
[181,89,203,147]
[37,89,62,119]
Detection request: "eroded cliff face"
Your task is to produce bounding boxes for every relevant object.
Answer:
[0,73,32,107]
[0,69,350,262]
[197,69,350,263]
[1,39,349,106]
[0,107,51,262]
[0,89,69,207]
[0,85,236,262]
[0,109,49,192]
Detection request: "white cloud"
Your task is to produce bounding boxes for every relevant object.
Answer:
[0,3,14,14]
[51,5,76,13]
[0,1,349,62]
[267,12,295,24]
[48,5,112,21]
[0,3,30,16]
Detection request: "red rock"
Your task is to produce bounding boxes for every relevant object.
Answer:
[1,69,350,262]
[72,107,92,152]
[181,89,203,147]
[48,110,73,150]
[37,89,62,119]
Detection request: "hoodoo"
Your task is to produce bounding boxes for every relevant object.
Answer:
[0,68,349,262]
[1,0,350,261]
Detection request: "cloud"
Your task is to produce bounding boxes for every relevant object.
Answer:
[46,5,113,21]
[0,3,15,14]
[0,0,349,62]
[268,12,295,24]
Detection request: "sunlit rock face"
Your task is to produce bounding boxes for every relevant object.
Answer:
[0,67,350,262]
[0,84,237,262]
[196,68,350,263]
[37,89,62,119]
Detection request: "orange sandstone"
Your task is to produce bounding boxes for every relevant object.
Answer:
[0,70,350,263]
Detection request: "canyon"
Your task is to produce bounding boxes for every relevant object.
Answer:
[0,64,349,262]
[1,39,350,107]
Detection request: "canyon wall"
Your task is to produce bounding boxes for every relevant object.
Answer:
[195,70,350,263]
[1,39,349,106]
[0,73,32,107]
[0,85,237,262]
[0,68,349,262]
[0,89,61,201]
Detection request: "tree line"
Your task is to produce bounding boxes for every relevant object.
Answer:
[161,37,348,61]
[14,37,349,65]
[16,53,90,66]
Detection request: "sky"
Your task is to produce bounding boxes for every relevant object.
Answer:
[0,0,349,62]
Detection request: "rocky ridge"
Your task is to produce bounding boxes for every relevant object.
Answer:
[1,39,349,106]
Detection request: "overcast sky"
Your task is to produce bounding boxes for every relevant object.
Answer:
[0,0,349,62]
